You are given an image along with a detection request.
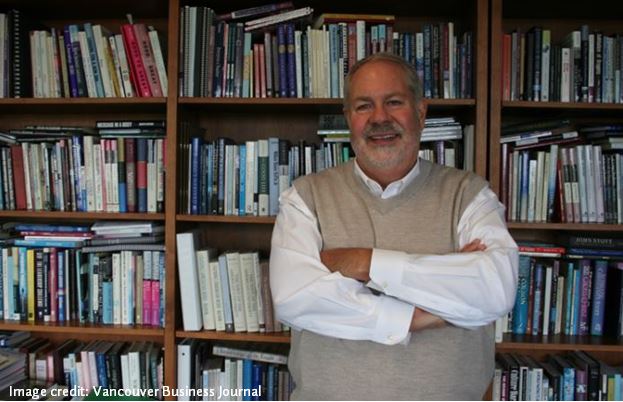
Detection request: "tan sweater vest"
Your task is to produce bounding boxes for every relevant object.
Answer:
[289,159,494,400]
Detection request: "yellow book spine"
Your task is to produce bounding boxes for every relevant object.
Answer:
[27,249,35,322]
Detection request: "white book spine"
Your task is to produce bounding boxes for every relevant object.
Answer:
[239,252,260,332]
[541,30,550,102]
[92,25,114,97]
[148,29,168,94]
[113,34,135,97]
[356,21,365,61]
[175,232,203,331]
[561,48,571,102]
[78,31,97,97]
[534,151,545,222]
[225,252,247,332]
[107,36,125,97]
[209,260,226,331]
[196,250,216,330]
[112,252,121,325]
[93,143,104,212]
[584,144,597,222]
[245,141,256,216]
[593,145,605,223]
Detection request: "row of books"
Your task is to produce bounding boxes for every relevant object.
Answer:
[181,136,356,217]
[0,12,168,98]
[177,340,291,401]
[498,250,623,338]
[0,333,163,396]
[181,128,471,217]
[500,120,623,224]
[177,232,285,334]
[0,222,166,327]
[0,133,165,213]
[179,6,473,99]
[501,25,623,103]
[493,351,622,401]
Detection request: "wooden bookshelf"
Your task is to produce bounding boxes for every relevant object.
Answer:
[176,331,291,344]
[488,0,623,382]
[0,211,165,220]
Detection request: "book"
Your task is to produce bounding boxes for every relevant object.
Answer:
[217,2,294,21]
[212,343,287,364]
[176,231,205,331]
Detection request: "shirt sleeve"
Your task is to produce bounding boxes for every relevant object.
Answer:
[367,186,519,328]
[270,186,415,345]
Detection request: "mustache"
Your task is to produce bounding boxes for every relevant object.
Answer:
[363,122,404,137]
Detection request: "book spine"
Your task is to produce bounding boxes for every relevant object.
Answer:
[121,24,152,97]
[133,23,163,97]
[125,138,137,212]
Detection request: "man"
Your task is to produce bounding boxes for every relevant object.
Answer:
[270,53,518,400]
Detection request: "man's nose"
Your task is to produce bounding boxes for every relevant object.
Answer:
[370,104,390,123]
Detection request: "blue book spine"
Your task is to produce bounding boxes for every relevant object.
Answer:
[118,140,127,213]
[251,362,264,401]
[83,23,104,97]
[564,262,575,335]
[76,250,87,323]
[572,264,582,335]
[302,30,310,98]
[159,251,165,327]
[68,25,88,97]
[268,138,279,216]
[190,137,202,215]
[277,24,288,98]
[329,24,339,98]
[562,367,576,401]
[136,138,148,213]
[87,254,95,323]
[286,23,296,98]
[266,364,275,401]
[200,146,209,215]
[206,144,214,215]
[614,374,622,401]
[578,259,592,335]
[102,281,113,324]
[218,254,234,332]
[14,239,83,248]
[590,259,608,336]
[217,138,228,215]
[242,359,253,401]
[62,26,79,97]
[423,25,432,98]
[512,255,531,334]
[14,223,90,232]
[57,251,65,322]
[18,247,27,321]
[239,144,246,216]
[96,351,109,388]
[531,262,544,335]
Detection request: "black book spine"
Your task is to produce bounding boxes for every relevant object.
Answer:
[595,33,603,103]
[35,249,44,321]
[533,27,542,102]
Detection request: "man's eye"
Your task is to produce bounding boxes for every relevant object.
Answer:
[355,103,371,112]
[387,99,403,106]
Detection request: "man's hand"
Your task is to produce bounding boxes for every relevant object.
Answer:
[460,239,487,253]
[320,248,372,282]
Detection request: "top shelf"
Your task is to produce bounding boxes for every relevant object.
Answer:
[0,0,169,19]
[502,101,623,111]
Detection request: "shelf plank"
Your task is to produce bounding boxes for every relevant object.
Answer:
[176,331,291,344]
[0,321,164,337]
[176,215,275,224]
[0,211,165,221]
[508,222,623,231]
[0,97,167,113]
[496,334,623,352]
[179,97,476,113]
[503,100,623,110]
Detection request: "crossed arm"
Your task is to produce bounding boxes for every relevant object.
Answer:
[270,186,518,345]
[320,239,488,332]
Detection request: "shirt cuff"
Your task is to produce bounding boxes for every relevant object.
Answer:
[369,248,408,295]
[372,295,414,345]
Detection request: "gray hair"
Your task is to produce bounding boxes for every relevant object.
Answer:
[343,52,423,109]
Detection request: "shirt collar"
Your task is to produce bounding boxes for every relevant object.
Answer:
[353,158,421,199]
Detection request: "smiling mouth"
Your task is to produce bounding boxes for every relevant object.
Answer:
[368,133,399,142]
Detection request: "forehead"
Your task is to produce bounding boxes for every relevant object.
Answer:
[349,61,409,96]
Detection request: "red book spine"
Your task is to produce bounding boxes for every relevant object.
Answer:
[10,145,27,210]
[152,276,160,326]
[132,23,163,97]
[121,23,152,97]
[143,276,152,326]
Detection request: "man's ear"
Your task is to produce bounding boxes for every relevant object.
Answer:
[416,99,428,128]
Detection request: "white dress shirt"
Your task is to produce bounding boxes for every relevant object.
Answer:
[270,159,518,345]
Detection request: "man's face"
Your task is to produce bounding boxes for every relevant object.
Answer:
[344,60,427,185]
